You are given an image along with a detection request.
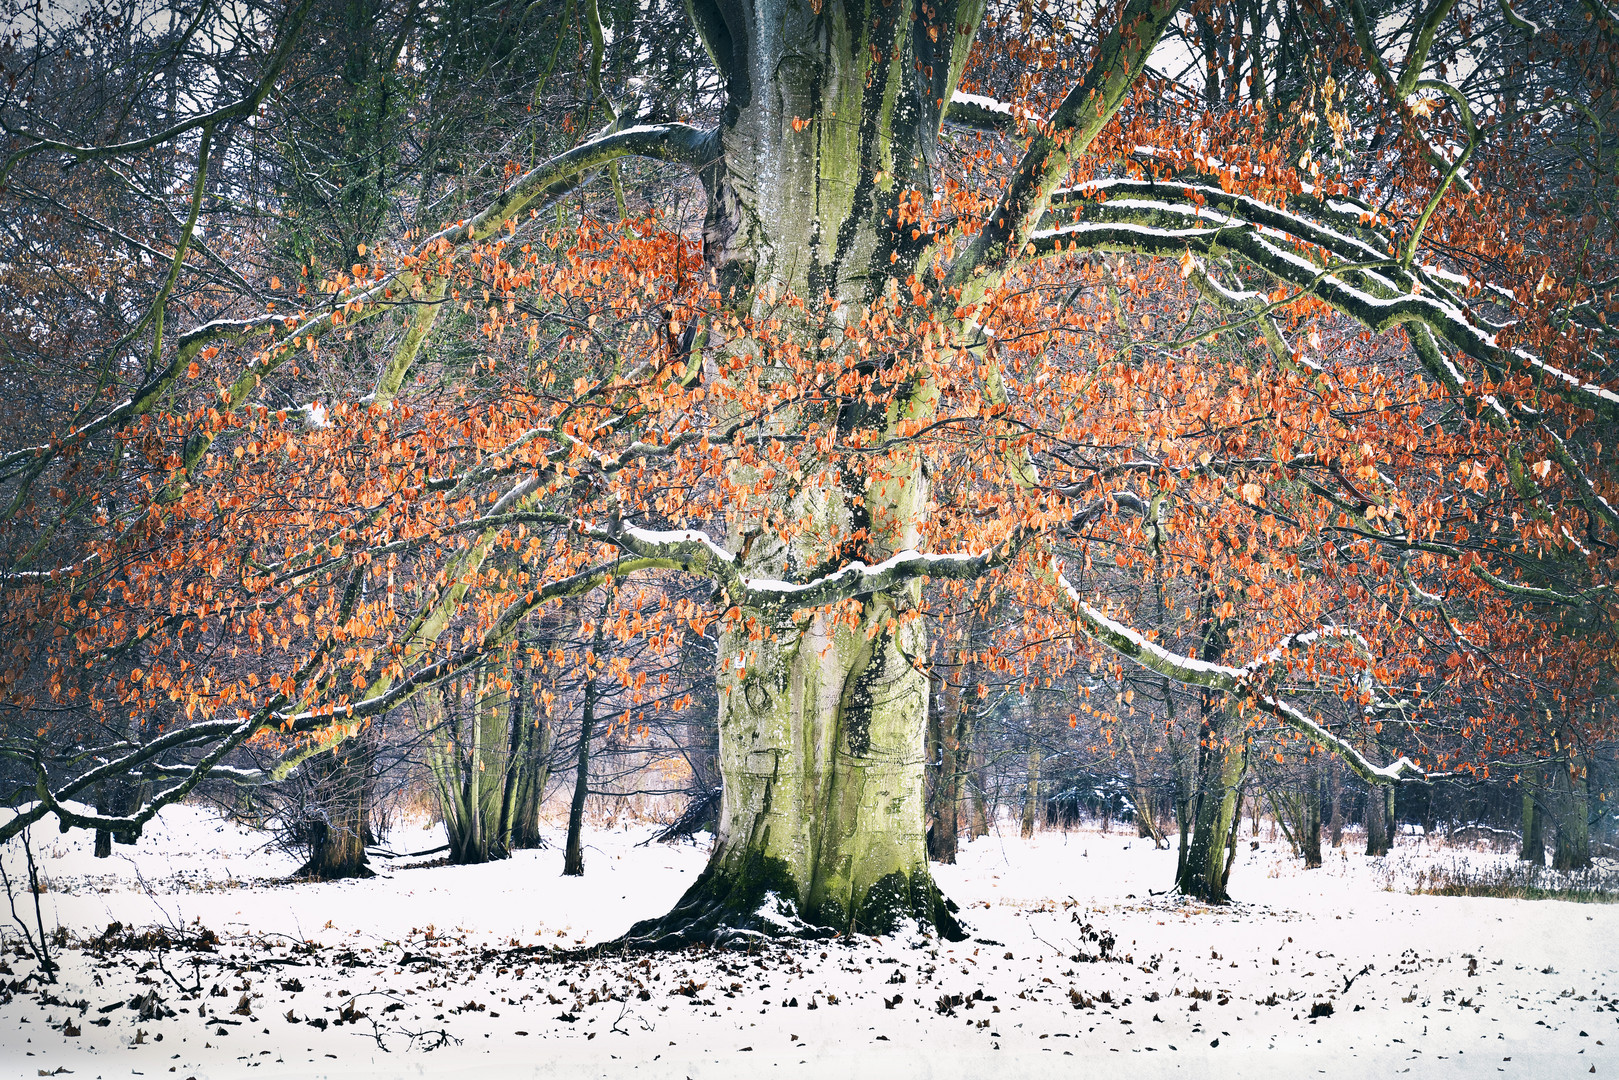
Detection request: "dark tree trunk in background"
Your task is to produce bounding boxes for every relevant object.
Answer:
[93,780,140,858]
[1327,761,1344,848]
[562,631,602,877]
[1520,765,1545,864]
[297,733,375,880]
[925,664,964,864]
[1019,743,1042,839]
[1552,739,1592,871]
[1365,782,1393,857]
[1301,761,1322,869]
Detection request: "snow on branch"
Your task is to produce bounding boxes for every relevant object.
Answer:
[1039,186,1619,420]
[944,92,1040,131]
[1052,563,1425,786]
[586,519,1004,613]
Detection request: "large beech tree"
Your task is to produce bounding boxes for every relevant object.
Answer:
[5,0,1619,937]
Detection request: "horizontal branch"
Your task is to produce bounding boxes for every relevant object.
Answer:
[1042,185,1619,420]
[1053,562,1425,785]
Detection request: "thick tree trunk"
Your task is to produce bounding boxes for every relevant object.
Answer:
[1552,744,1592,871]
[1175,712,1248,903]
[623,599,960,945]
[297,733,374,880]
[622,0,995,946]
[1520,764,1545,864]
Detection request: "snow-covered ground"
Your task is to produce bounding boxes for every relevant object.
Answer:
[1,806,1616,1078]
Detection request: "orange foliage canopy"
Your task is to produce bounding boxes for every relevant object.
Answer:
[2,0,1617,840]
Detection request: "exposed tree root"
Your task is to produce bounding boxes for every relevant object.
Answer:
[599,851,965,952]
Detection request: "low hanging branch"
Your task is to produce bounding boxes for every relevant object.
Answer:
[1053,566,1427,786]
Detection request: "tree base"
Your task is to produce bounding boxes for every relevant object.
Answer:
[293,854,375,881]
[608,852,965,951]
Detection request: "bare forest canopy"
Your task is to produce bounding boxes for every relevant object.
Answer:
[3,0,1619,937]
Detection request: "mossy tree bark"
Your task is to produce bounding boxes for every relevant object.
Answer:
[428,672,512,865]
[1520,764,1545,864]
[621,0,1005,946]
[611,0,1181,946]
[624,594,961,945]
[498,649,556,852]
[1174,707,1248,903]
[1551,737,1592,871]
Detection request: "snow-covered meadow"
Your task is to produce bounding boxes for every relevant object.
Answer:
[1,805,1616,1078]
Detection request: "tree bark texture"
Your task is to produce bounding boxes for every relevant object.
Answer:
[563,636,602,877]
[1020,743,1043,839]
[1301,760,1323,869]
[1520,764,1545,865]
[297,732,374,880]
[624,0,991,945]
[1327,760,1344,848]
[924,662,966,864]
[1551,740,1592,871]
[1365,782,1393,857]
[429,673,511,865]
[1175,707,1248,903]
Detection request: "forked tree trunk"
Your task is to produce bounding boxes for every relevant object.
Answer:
[620,0,997,946]
[498,655,555,851]
[507,709,553,851]
[1327,760,1344,848]
[429,672,512,865]
[1520,764,1545,864]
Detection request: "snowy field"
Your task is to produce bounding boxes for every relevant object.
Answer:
[1,806,1616,1079]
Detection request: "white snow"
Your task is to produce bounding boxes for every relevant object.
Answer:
[2,803,1617,1078]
